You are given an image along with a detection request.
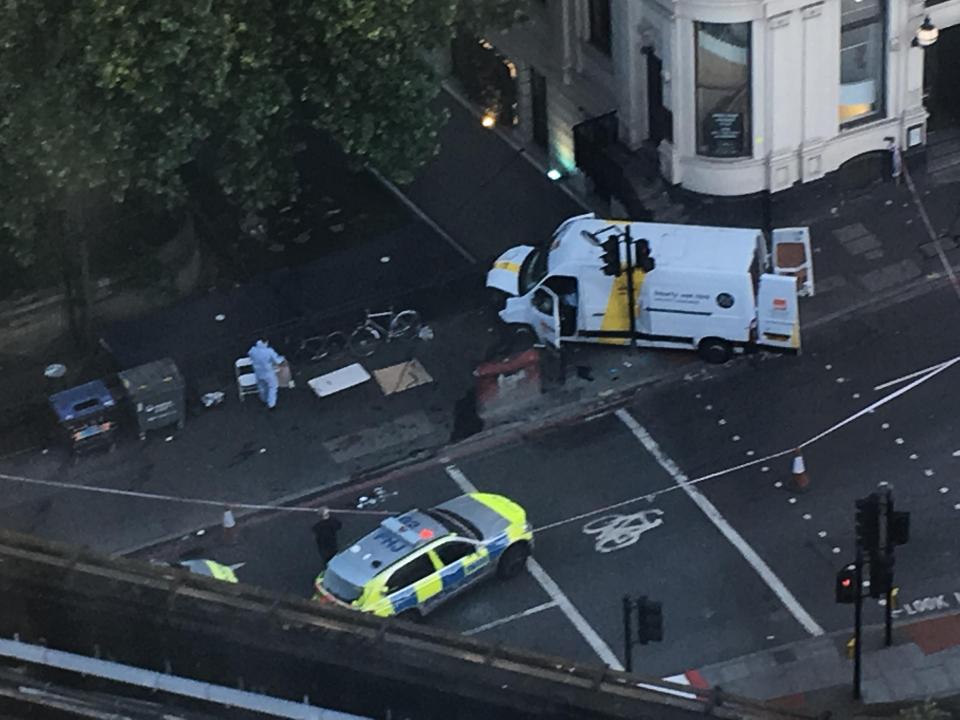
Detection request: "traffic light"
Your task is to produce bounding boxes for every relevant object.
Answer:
[835,565,857,604]
[869,552,894,598]
[600,236,622,277]
[636,596,663,644]
[886,491,910,547]
[634,238,656,273]
[855,494,881,555]
[889,510,910,546]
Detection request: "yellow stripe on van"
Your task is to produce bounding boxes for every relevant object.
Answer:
[493,260,520,273]
[600,268,648,341]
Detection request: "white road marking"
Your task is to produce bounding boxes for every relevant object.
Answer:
[873,359,953,391]
[462,601,558,636]
[444,464,477,494]
[643,674,697,700]
[802,356,960,447]
[525,558,624,669]
[614,409,825,638]
[582,510,664,553]
[443,464,624,670]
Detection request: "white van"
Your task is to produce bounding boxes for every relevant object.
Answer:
[486,214,812,363]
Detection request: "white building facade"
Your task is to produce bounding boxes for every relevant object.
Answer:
[476,0,960,197]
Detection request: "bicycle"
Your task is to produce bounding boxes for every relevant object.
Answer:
[348,307,421,358]
[292,329,348,364]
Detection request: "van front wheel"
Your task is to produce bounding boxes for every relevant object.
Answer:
[698,338,732,364]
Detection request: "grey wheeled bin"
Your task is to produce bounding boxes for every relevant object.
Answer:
[119,358,186,440]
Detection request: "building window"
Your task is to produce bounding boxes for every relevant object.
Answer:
[695,22,752,157]
[839,0,886,126]
[588,0,612,55]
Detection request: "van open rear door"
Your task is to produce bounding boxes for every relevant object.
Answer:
[772,228,815,297]
[756,274,800,351]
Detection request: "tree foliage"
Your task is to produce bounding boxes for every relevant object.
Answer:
[0,0,523,265]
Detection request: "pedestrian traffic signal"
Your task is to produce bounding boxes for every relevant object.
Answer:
[836,565,857,604]
[855,494,881,555]
[634,238,656,273]
[600,236,622,277]
[636,596,663,644]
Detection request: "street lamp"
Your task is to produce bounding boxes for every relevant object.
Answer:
[912,16,939,48]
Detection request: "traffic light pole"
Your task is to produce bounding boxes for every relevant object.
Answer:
[853,547,864,701]
[622,594,663,673]
[883,487,893,647]
[623,227,637,351]
[622,595,633,673]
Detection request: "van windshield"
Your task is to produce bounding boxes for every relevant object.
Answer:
[519,248,548,295]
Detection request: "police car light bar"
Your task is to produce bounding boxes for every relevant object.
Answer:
[380,517,423,546]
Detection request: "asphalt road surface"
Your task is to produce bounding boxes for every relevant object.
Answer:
[156,285,960,679]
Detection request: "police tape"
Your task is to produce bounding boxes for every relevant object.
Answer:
[534,353,960,535]
[1,353,956,530]
[0,471,392,517]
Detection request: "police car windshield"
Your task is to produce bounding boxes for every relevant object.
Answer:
[519,247,548,295]
[321,569,363,603]
[424,509,480,541]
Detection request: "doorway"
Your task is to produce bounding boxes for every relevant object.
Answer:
[643,47,671,145]
[924,24,960,133]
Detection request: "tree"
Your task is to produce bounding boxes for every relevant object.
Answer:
[455,0,531,33]
[0,0,522,341]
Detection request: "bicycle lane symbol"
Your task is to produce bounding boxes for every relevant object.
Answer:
[582,510,665,553]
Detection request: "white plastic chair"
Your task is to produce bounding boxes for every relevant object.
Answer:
[235,357,258,402]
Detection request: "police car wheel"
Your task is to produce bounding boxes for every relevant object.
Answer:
[698,338,732,364]
[497,542,530,580]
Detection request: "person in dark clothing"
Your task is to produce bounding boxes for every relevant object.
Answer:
[312,507,342,567]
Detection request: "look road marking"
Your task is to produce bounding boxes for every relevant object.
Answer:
[444,464,624,670]
[614,409,825,638]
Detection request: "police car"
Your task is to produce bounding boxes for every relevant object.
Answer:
[150,558,239,583]
[178,559,238,583]
[313,493,533,618]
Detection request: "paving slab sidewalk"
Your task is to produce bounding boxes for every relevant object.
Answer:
[0,303,691,555]
[685,611,960,716]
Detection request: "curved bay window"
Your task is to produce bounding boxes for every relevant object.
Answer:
[695,22,752,157]
[839,0,886,126]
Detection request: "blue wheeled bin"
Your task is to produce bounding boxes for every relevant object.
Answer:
[48,380,119,457]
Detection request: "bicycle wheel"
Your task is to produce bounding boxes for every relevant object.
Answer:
[289,336,312,364]
[390,310,421,340]
[299,335,327,362]
[349,324,381,357]
[321,331,347,359]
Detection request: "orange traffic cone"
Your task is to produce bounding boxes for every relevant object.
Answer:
[222,507,237,545]
[790,449,810,493]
